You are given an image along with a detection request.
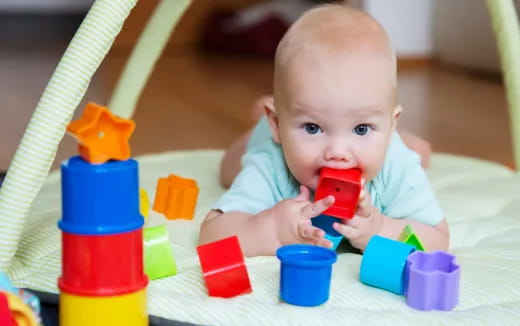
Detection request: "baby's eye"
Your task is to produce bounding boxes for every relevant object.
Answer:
[353,124,371,136]
[303,123,322,135]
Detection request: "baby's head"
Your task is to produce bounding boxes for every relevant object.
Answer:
[265,3,401,190]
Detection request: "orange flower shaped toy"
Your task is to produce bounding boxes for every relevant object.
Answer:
[153,174,199,220]
[67,103,135,164]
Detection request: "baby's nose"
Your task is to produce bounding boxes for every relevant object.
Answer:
[324,143,351,162]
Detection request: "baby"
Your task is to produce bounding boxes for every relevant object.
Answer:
[199,4,449,256]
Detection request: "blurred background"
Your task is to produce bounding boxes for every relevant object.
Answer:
[0,0,517,173]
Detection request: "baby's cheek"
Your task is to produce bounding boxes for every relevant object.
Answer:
[364,150,386,178]
[308,174,320,191]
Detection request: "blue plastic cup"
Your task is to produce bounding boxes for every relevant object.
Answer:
[59,156,144,235]
[311,214,344,250]
[276,244,337,306]
[359,235,416,295]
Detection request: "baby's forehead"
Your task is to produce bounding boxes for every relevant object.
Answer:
[277,59,397,114]
[278,49,397,96]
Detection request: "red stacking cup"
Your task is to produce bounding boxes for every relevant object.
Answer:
[59,228,148,296]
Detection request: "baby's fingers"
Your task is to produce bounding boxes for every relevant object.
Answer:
[301,195,335,219]
[356,190,373,217]
[333,222,361,239]
[298,222,333,248]
[313,237,333,249]
[298,221,325,240]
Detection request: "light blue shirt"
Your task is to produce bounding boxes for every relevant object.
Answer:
[214,118,443,226]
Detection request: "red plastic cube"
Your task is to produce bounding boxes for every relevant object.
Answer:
[196,236,252,298]
[314,168,362,219]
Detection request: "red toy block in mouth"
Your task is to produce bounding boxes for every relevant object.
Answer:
[314,168,362,219]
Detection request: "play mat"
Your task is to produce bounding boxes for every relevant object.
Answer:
[0,0,519,325]
[4,150,520,325]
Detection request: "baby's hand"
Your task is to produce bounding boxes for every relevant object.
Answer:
[332,179,383,250]
[268,185,335,248]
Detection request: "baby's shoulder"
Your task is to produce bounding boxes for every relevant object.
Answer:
[370,133,443,224]
[243,138,299,199]
[380,132,422,179]
[370,132,423,197]
[243,137,284,168]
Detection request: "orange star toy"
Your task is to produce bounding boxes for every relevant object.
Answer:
[67,103,135,164]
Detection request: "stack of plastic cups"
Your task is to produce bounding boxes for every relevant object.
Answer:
[58,156,148,326]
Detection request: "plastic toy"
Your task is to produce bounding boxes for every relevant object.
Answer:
[314,168,362,219]
[67,102,135,164]
[405,251,460,311]
[140,188,150,220]
[360,235,416,295]
[276,244,337,306]
[0,291,39,326]
[196,236,252,298]
[399,225,426,251]
[0,273,17,293]
[59,112,148,325]
[1,273,41,325]
[59,156,144,235]
[0,292,13,326]
[60,289,148,326]
[153,174,199,220]
[311,214,343,250]
[60,229,147,296]
[144,225,177,280]
[359,235,461,311]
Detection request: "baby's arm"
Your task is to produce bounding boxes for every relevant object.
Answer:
[199,209,279,257]
[379,217,449,251]
[219,130,252,188]
[199,186,335,257]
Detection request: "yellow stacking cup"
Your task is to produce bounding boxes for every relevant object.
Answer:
[60,288,148,326]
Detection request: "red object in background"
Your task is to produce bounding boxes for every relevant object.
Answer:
[197,236,252,298]
[0,292,17,326]
[201,10,289,56]
[59,229,148,296]
[314,168,362,219]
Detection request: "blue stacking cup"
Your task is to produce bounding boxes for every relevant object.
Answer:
[311,214,344,250]
[359,235,416,295]
[276,244,337,306]
[59,156,144,235]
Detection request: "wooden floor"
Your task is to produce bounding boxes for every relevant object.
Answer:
[0,38,513,171]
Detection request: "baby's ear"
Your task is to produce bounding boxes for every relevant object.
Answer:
[393,105,402,120]
[392,105,402,129]
[265,100,281,143]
